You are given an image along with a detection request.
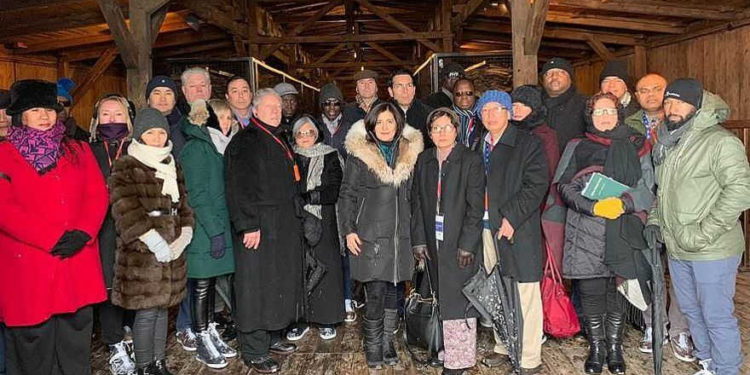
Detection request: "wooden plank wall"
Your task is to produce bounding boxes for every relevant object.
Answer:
[574,24,750,121]
[0,54,126,132]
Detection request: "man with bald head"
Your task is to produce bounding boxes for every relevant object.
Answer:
[626,73,668,141]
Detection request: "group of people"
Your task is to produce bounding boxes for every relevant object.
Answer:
[0,55,747,375]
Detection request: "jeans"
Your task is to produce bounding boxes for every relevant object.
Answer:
[342,254,352,301]
[176,282,193,332]
[133,308,168,369]
[669,255,743,375]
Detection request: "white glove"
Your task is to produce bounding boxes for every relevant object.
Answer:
[169,227,193,261]
[139,229,171,263]
[188,99,209,125]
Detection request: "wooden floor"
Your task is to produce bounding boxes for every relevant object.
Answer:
[91,272,750,375]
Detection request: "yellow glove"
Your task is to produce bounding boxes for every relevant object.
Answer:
[593,197,625,220]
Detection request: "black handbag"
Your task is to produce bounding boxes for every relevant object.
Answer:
[403,264,443,364]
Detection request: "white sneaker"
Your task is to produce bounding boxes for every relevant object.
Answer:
[319,327,337,340]
[108,341,136,375]
[693,359,716,375]
[208,322,237,358]
[639,327,653,353]
[176,328,198,352]
[286,324,310,341]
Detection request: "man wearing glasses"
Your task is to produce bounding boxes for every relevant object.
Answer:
[425,62,465,109]
[451,78,480,149]
[387,69,433,146]
[317,83,352,160]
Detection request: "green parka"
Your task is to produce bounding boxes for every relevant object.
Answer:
[648,91,750,261]
[178,108,235,279]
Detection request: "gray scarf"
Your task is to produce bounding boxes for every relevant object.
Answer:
[652,119,692,166]
[294,142,341,219]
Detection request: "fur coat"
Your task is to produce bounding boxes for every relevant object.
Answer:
[337,120,423,283]
[108,154,194,310]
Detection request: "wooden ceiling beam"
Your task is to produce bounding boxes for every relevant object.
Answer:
[550,0,737,20]
[353,0,442,52]
[585,34,615,62]
[313,43,347,64]
[465,20,641,45]
[69,47,118,106]
[293,60,417,69]
[97,0,138,68]
[155,41,235,58]
[255,31,443,43]
[0,0,85,12]
[544,11,685,34]
[259,0,341,60]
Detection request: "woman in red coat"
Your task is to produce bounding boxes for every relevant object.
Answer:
[0,80,109,375]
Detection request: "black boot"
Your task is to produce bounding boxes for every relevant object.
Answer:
[136,362,160,375]
[584,315,606,374]
[605,312,626,374]
[153,359,173,375]
[363,317,384,369]
[383,309,400,365]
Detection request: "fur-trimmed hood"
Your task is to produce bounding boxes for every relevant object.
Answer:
[344,119,424,186]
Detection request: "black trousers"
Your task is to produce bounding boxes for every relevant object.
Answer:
[5,306,93,375]
[578,277,625,317]
[238,330,283,360]
[190,277,216,333]
[363,281,397,320]
[98,298,125,345]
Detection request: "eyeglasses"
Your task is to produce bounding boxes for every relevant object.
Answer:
[430,124,456,134]
[323,100,341,107]
[454,91,473,97]
[480,105,507,115]
[592,108,618,116]
[295,129,317,138]
[58,101,71,108]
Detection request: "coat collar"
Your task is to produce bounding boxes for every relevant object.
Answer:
[486,124,518,148]
[344,119,424,186]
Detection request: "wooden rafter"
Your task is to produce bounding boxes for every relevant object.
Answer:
[353,0,442,52]
[70,47,118,106]
[314,43,347,64]
[293,61,417,69]
[367,41,409,67]
[254,31,443,44]
[260,0,341,59]
[550,0,736,20]
[465,20,640,45]
[585,34,615,61]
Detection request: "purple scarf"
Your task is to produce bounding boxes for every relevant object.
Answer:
[7,121,66,173]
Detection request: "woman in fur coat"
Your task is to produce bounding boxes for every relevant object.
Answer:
[109,108,194,375]
[337,102,423,369]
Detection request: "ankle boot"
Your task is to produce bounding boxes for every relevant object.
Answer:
[136,362,160,375]
[382,309,400,365]
[605,312,626,374]
[584,315,606,374]
[363,317,384,369]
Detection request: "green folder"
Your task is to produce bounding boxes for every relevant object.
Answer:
[581,172,629,200]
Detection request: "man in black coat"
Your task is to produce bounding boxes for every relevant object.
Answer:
[317,82,352,159]
[475,90,548,374]
[540,57,588,154]
[424,62,464,109]
[387,69,433,147]
[225,88,304,374]
[341,69,383,125]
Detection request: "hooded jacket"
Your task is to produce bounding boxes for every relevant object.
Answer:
[337,120,424,283]
[648,91,750,261]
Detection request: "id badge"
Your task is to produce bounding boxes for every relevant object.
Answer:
[435,214,445,241]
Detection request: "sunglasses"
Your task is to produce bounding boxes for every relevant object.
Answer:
[592,108,618,116]
[454,91,473,97]
[323,101,341,107]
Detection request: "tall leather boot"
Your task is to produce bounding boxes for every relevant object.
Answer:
[382,309,400,365]
[584,315,606,374]
[363,317,384,369]
[605,312,626,374]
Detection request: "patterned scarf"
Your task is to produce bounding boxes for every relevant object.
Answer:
[294,142,341,219]
[452,105,476,147]
[356,95,378,113]
[652,118,691,166]
[7,121,66,174]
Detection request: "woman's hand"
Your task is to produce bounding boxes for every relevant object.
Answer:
[346,233,362,255]
[457,249,474,269]
[243,230,261,250]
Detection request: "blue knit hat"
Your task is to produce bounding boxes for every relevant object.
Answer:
[476,90,513,121]
[57,78,75,102]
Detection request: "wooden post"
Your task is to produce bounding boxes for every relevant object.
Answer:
[56,59,70,80]
[441,0,453,52]
[246,0,259,57]
[97,0,168,107]
[510,0,548,87]
[634,45,648,79]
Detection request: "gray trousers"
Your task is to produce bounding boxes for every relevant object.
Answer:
[133,308,168,369]
[668,255,743,375]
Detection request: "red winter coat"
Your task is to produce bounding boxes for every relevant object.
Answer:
[0,140,108,327]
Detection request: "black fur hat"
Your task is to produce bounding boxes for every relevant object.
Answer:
[6,79,63,116]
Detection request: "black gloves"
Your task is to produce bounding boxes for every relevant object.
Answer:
[303,213,323,246]
[51,230,91,259]
[301,191,321,205]
[457,249,474,269]
[210,234,226,259]
[643,224,663,250]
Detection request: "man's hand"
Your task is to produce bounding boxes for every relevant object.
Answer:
[243,230,261,250]
[346,233,362,256]
[497,218,515,242]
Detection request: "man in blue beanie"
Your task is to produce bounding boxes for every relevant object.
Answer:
[476,90,548,375]
[56,78,90,141]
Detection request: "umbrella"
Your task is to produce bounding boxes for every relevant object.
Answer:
[646,241,666,375]
[462,237,523,374]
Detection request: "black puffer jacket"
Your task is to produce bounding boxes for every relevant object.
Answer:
[337,120,424,283]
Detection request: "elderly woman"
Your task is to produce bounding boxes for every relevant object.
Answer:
[285,115,346,342]
[88,93,139,375]
[179,99,238,369]
[411,108,484,374]
[110,108,194,375]
[555,92,654,375]
[338,102,424,369]
[0,79,109,374]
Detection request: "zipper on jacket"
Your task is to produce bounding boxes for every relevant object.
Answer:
[355,199,366,226]
[393,187,399,286]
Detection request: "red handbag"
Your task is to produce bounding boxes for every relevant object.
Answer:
[541,243,580,338]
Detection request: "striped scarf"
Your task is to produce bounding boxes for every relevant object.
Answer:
[452,104,477,147]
